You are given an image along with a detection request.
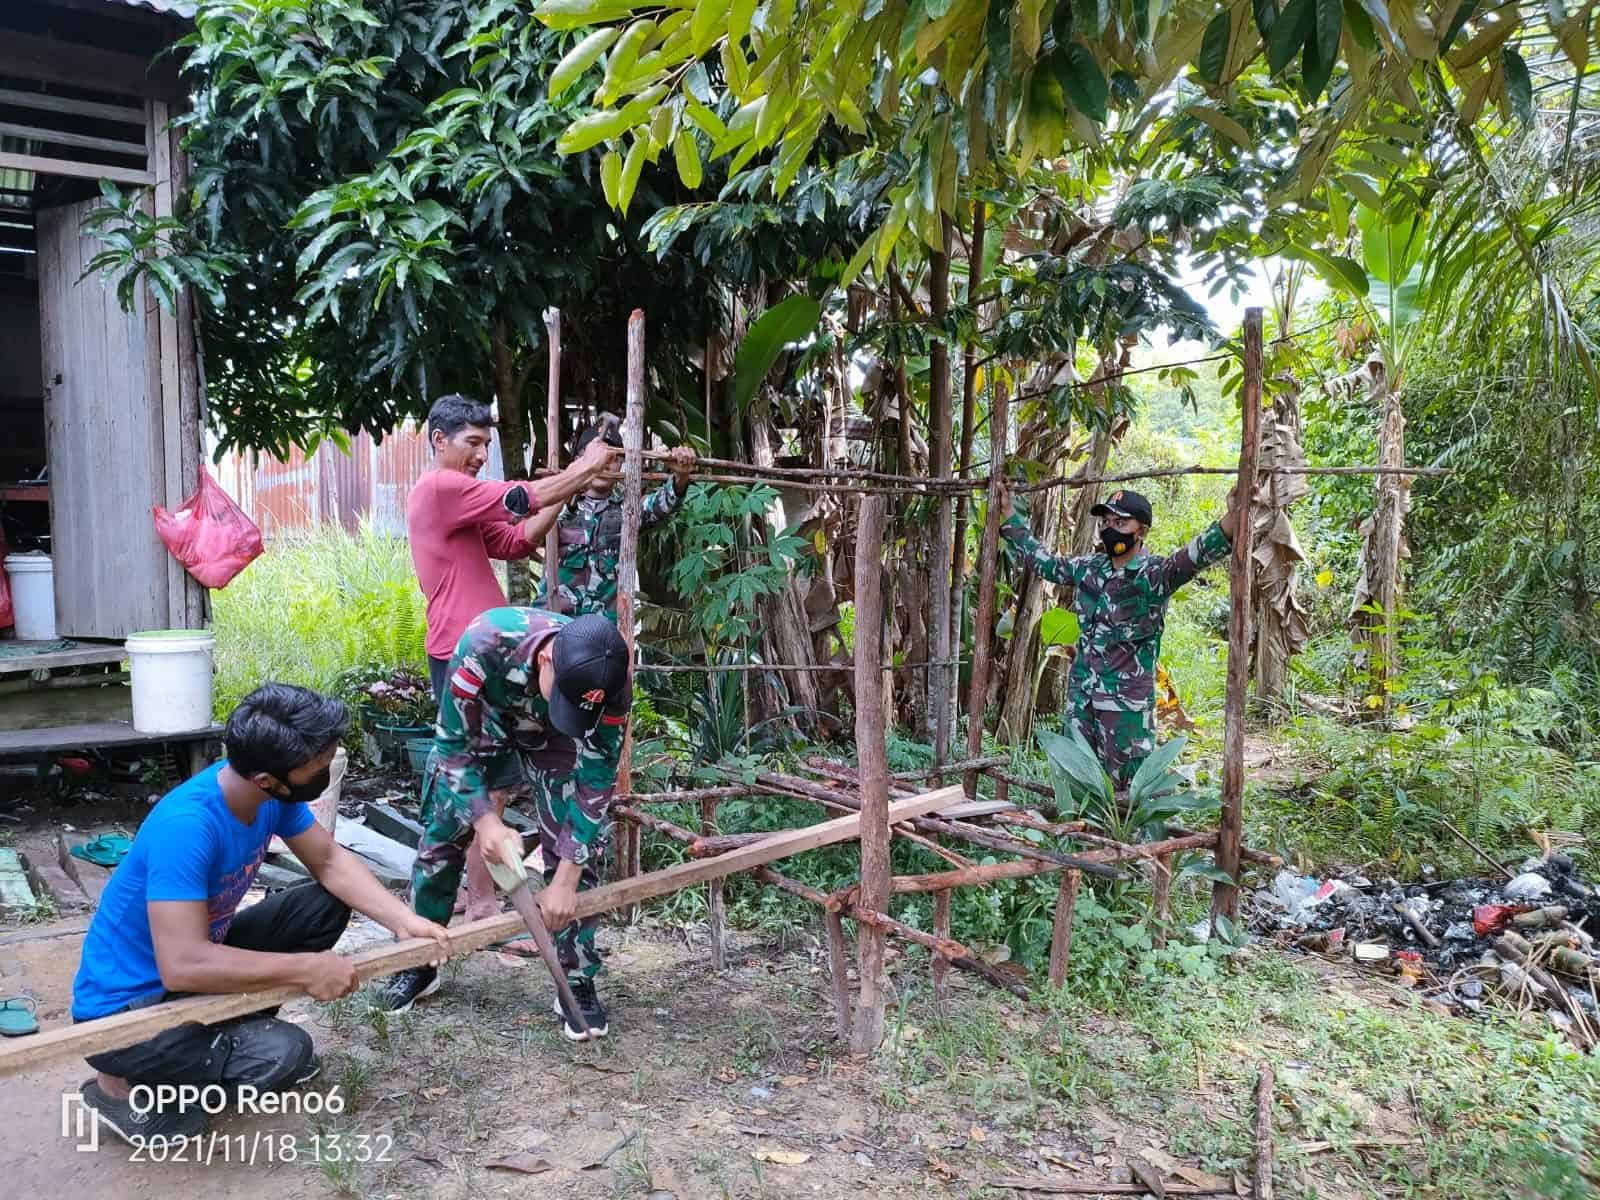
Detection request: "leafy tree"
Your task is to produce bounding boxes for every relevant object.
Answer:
[93,0,737,464]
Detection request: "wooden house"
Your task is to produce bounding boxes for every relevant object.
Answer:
[0,0,214,766]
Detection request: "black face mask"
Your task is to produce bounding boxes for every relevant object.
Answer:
[1100,527,1137,558]
[275,766,331,804]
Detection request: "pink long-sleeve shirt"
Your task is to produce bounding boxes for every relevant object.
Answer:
[407,467,540,659]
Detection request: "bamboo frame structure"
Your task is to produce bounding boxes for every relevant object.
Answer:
[10,308,1408,1073]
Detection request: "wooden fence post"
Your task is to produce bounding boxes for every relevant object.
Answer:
[543,307,562,584]
[852,495,890,1055]
[1047,868,1081,988]
[1212,308,1263,926]
[964,374,1009,798]
[703,796,726,970]
[932,888,952,1003]
[616,310,645,905]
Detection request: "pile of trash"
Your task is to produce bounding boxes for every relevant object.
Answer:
[1251,854,1599,1050]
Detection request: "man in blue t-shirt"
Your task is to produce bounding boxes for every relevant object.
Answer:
[71,683,450,1148]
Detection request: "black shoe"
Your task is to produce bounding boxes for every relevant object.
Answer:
[80,1079,209,1147]
[372,966,439,1013]
[552,978,609,1042]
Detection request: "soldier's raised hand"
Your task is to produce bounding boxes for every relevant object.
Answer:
[666,445,697,491]
[996,480,1015,522]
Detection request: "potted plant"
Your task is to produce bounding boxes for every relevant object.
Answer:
[360,668,436,765]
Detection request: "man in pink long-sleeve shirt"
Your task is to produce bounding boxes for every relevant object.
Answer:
[408,394,617,697]
[407,393,619,927]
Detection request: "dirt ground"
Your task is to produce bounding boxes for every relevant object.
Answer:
[1,897,1255,1199]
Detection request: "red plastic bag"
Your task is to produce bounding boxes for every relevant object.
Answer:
[0,526,13,631]
[153,466,264,589]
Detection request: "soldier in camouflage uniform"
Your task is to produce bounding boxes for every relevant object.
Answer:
[374,608,630,1040]
[529,419,697,619]
[998,485,1245,787]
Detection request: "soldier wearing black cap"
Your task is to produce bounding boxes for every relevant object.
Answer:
[374,609,630,1038]
[997,482,1248,787]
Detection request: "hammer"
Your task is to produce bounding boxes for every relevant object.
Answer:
[485,833,595,1040]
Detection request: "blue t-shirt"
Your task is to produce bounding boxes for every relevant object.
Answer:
[71,763,314,1020]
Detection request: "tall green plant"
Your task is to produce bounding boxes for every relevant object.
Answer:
[1036,726,1217,843]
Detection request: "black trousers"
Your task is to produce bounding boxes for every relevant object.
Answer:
[428,654,452,706]
[84,882,351,1090]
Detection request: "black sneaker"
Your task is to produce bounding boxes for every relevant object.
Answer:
[79,1079,208,1147]
[371,966,439,1013]
[552,978,609,1042]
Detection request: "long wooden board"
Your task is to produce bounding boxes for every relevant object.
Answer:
[0,786,962,1076]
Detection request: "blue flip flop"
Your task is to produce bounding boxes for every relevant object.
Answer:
[70,834,132,869]
[0,996,38,1037]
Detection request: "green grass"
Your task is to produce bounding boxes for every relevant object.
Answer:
[211,523,427,716]
[879,950,1599,1199]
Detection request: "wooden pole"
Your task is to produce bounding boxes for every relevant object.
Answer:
[824,909,854,1040]
[1047,869,1082,988]
[1253,1064,1276,1200]
[617,310,645,903]
[951,198,988,703]
[542,307,562,586]
[965,374,1008,797]
[852,494,891,1055]
[703,796,726,969]
[929,216,955,777]
[0,787,962,1076]
[1151,852,1173,950]
[932,889,951,1003]
[1212,308,1262,927]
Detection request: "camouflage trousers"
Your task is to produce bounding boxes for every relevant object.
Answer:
[411,755,609,986]
[1070,698,1156,789]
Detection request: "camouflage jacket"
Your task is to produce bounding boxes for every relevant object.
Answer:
[542,483,683,618]
[1001,514,1231,712]
[435,607,626,865]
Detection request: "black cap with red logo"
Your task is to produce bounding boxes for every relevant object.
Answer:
[549,614,631,738]
[1089,488,1154,528]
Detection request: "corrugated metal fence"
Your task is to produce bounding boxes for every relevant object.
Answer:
[211,423,505,539]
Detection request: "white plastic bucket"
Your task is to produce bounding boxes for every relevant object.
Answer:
[3,553,56,640]
[126,629,216,733]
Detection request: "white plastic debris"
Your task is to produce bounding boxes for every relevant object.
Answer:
[1498,961,1547,997]
[1265,870,1354,927]
[1504,872,1554,900]
[1353,942,1390,963]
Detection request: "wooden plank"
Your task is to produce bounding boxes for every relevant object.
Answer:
[1212,309,1262,925]
[0,87,145,125]
[0,484,48,502]
[0,31,182,100]
[0,683,131,732]
[0,642,126,673]
[39,191,169,638]
[0,120,147,158]
[852,494,891,1055]
[0,151,152,186]
[0,785,962,1077]
[0,720,221,756]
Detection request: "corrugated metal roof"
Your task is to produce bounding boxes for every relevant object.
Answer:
[98,0,198,16]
